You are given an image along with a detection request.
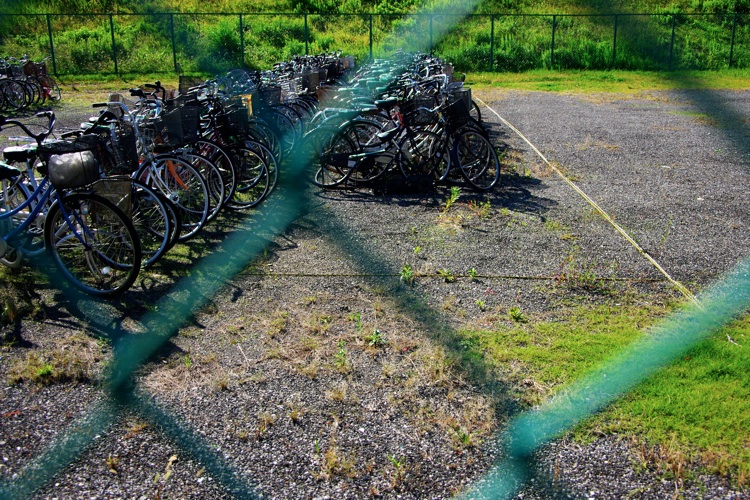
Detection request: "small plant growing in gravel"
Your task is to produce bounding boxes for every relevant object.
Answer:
[364,329,387,347]
[400,264,415,285]
[508,306,527,323]
[442,186,461,213]
[467,267,479,281]
[105,455,119,474]
[475,299,486,311]
[181,354,193,369]
[349,312,363,331]
[468,199,492,218]
[334,340,349,371]
[438,268,456,283]
[413,245,423,257]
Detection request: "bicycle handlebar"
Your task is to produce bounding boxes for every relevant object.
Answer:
[0,111,56,145]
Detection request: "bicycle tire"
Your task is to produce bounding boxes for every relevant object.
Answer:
[225,145,270,210]
[453,128,500,191]
[139,156,210,242]
[192,139,237,206]
[39,75,61,102]
[301,127,358,188]
[130,180,172,268]
[397,129,447,183]
[44,193,141,297]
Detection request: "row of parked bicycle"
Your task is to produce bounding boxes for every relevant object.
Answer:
[0,51,498,297]
[0,52,353,297]
[0,56,62,112]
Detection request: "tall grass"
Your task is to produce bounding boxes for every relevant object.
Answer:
[2,3,750,73]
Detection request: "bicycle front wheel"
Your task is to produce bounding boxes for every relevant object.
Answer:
[44,193,141,297]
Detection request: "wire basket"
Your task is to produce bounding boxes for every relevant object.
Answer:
[401,96,435,126]
[180,105,201,144]
[443,97,471,128]
[254,86,282,109]
[108,122,139,173]
[92,175,132,217]
[448,88,472,112]
[141,109,184,149]
[222,107,249,138]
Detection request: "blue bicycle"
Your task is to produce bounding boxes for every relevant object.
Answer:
[0,111,141,297]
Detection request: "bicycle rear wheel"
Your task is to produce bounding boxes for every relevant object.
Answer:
[453,129,500,191]
[130,180,172,268]
[44,193,141,297]
[141,156,210,241]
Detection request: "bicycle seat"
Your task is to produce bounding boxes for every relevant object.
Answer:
[3,145,35,164]
[0,162,20,180]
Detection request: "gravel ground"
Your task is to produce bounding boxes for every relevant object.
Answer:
[1,86,749,499]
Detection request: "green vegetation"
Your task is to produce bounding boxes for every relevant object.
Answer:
[3,0,750,74]
[462,302,750,486]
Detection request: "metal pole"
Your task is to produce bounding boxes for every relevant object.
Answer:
[551,14,556,68]
[304,13,309,56]
[171,14,178,73]
[612,14,618,68]
[46,14,58,76]
[369,14,373,60]
[239,14,245,68]
[110,14,118,75]
[429,15,433,53]
[669,14,675,70]
[490,14,495,72]
[729,12,737,68]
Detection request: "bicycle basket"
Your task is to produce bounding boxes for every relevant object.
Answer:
[255,86,282,108]
[223,107,249,137]
[108,122,139,174]
[159,108,185,147]
[92,175,132,217]
[444,97,471,128]
[401,96,435,126]
[180,105,201,144]
[448,88,472,111]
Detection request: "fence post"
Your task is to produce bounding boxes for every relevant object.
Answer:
[369,14,373,60]
[612,14,618,68]
[239,14,245,69]
[304,13,309,56]
[730,11,737,68]
[46,14,58,76]
[429,15,433,53]
[490,14,495,72]
[551,14,557,68]
[170,13,178,73]
[110,14,118,75]
[669,13,675,70]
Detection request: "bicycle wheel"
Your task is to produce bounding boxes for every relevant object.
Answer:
[300,127,357,188]
[180,151,225,222]
[397,129,448,183]
[139,157,210,242]
[1,80,30,112]
[225,145,270,210]
[339,119,392,184]
[193,140,237,206]
[453,128,500,191]
[44,193,141,297]
[130,180,172,268]
[39,75,61,101]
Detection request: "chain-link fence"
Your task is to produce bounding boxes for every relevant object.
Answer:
[1,11,749,74]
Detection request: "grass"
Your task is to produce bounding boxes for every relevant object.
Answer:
[462,301,750,486]
[468,69,750,93]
